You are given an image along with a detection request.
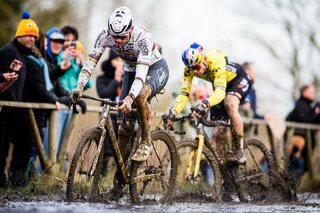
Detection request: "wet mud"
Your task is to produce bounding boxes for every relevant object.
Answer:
[1,193,320,213]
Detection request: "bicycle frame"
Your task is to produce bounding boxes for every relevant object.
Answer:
[185,121,208,181]
[173,115,228,182]
[81,95,130,184]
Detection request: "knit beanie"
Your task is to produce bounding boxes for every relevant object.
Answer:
[15,12,39,39]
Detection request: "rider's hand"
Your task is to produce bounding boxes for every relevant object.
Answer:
[58,95,71,106]
[77,99,87,114]
[192,100,210,119]
[119,95,134,114]
[70,88,83,103]
[163,108,177,128]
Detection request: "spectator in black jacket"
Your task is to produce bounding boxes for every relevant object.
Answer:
[286,84,320,179]
[96,50,123,175]
[0,12,39,187]
[23,31,66,178]
[97,50,123,101]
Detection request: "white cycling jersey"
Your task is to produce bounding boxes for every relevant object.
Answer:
[79,25,162,98]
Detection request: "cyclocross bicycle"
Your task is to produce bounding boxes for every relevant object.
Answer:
[169,111,294,202]
[66,95,177,204]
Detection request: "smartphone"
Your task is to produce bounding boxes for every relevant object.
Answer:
[10,59,21,74]
[71,41,77,49]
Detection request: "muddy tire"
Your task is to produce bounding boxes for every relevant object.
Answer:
[130,129,177,204]
[235,138,276,202]
[66,127,103,202]
[174,139,222,202]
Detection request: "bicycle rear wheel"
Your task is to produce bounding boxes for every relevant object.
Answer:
[66,127,104,202]
[175,139,222,202]
[236,138,276,202]
[130,129,177,204]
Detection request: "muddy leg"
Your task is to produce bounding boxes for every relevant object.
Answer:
[131,84,153,162]
[224,95,246,164]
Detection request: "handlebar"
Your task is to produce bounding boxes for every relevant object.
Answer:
[69,94,137,114]
[172,113,230,127]
[81,94,120,106]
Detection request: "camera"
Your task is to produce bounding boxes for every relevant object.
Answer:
[10,59,21,74]
[71,41,77,49]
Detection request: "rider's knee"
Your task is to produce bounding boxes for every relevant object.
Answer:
[136,85,152,104]
[224,95,240,113]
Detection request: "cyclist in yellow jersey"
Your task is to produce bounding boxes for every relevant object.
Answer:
[166,43,252,164]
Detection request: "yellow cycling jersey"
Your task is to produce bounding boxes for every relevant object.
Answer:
[173,49,239,114]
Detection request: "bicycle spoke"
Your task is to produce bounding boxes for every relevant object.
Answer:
[130,130,177,204]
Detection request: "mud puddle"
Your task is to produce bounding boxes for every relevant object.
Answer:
[0,193,319,213]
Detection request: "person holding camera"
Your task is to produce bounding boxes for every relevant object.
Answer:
[51,26,89,164]
[0,12,39,187]
[0,59,22,93]
[59,25,91,93]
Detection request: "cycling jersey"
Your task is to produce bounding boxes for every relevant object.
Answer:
[173,49,248,114]
[79,25,162,98]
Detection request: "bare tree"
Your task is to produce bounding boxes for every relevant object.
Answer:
[242,0,320,99]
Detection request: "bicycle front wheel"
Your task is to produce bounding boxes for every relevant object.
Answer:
[175,140,222,202]
[66,127,104,202]
[130,129,177,204]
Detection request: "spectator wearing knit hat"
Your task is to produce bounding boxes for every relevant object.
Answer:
[0,12,39,187]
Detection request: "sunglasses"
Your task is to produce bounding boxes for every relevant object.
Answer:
[111,34,130,40]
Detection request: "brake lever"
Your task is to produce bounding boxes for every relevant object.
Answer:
[72,103,79,114]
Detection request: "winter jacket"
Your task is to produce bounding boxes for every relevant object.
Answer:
[286,96,320,136]
[0,39,32,102]
[24,56,59,128]
[96,53,122,101]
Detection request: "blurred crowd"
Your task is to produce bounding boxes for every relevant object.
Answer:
[0,12,319,189]
[0,12,91,188]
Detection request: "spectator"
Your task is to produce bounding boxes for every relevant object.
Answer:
[39,27,71,163]
[288,137,306,180]
[286,84,320,178]
[46,27,71,82]
[59,25,91,92]
[240,62,264,119]
[55,26,89,161]
[0,60,22,92]
[96,50,124,175]
[97,50,123,102]
[24,30,62,178]
[0,12,39,187]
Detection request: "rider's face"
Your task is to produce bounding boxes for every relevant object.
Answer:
[112,33,130,46]
[192,61,207,77]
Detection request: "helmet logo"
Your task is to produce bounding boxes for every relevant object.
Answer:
[108,6,133,36]
[181,42,204,67]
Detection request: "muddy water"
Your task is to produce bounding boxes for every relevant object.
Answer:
[1,194,319,213]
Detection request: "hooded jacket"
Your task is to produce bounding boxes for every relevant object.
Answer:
[45,27,69,98]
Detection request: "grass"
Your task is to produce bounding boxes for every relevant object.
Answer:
[0,174,66,197]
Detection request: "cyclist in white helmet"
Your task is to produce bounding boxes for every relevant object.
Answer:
[70,6,169,163]
[165,43,252,164]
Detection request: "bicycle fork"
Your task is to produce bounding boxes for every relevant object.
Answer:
[90,128,106,177]
[185,134,205,182]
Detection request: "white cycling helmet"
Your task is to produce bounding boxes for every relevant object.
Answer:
[108,6,133,36]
